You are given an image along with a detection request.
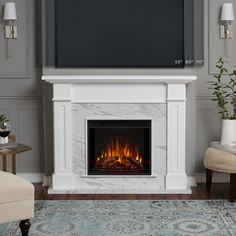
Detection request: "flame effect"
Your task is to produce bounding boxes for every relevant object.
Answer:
[96,137,143,164]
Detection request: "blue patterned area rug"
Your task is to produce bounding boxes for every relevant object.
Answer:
[0,200,236,236]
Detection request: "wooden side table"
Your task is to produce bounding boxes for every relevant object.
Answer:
[0,135,32,175]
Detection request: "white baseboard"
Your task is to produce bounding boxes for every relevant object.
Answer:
[196,172,230,183]
[43,175,52,187]
[17,173,44,183]
[16,173,52,185]
[169,173,230,187]
[187,173,230,186]
[187,177,197,187]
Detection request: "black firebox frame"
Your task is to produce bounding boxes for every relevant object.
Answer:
[87,120,151,175]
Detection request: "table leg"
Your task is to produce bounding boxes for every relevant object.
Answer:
[2,155,7,172]
[12,154,16,175]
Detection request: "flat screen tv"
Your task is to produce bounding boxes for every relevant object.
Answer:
[56,0,184,68]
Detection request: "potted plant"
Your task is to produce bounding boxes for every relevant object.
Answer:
[0,114,10,144]
[208,57,236,145]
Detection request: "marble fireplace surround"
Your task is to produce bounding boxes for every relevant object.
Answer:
[42,75,197,194]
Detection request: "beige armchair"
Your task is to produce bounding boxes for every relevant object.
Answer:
[0,171,34,236]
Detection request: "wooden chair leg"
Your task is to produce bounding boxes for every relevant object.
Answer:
[206,169,213,193]
[230,174,236,203]
[12,154,16,175]
[19,219,30,236]
[2,155,7,172]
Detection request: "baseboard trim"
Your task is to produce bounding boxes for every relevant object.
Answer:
[17,173,44,183]
[43,175,52,187]
[16,173,52,186]
[0,96,43,100]
[196,172,230,183]
[187,177,197,187]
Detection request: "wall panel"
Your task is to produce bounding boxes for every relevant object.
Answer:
[0,0,44,174]
[0,0,30,78]
[196,98,221,172]
[0,99,44,173]
[209,0,236,74]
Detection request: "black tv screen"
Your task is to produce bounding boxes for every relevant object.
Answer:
[56,0,184,68]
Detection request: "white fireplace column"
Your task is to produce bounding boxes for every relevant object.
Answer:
[52,84,74,189]
[166,83,187,190]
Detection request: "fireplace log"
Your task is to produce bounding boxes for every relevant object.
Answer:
[108,156,119,164]
[96,157,107,166]
[107,156,119,167]
[129,157,144,168]
[113,161,126,169]
[122,156,132,167]
[97,156,119,169]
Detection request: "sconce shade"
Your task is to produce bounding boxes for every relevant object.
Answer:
[3,2,17,20]
[221,3,234,21]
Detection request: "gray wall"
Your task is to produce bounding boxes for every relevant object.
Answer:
[42,0,236,176]
[0,0,44,173]
[195,0,236,172]
[42,0,198,176]
[1,0,235,177]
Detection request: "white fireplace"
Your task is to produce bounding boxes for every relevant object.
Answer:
[42,75,196,194]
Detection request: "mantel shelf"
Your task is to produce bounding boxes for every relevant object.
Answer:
[42,75,197,84]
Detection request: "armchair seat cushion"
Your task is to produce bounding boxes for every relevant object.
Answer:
[204,147,236,173]
[0,171,34,224]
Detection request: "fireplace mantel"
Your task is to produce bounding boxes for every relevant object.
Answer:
[43,75,196,194]
[42,75,195,84]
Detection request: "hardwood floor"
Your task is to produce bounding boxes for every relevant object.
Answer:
[34,183,230,200]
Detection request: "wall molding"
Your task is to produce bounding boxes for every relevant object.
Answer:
[196,95,214,100]
[208,0,215,75]
[0,96,43,100]
[196,94,232,102]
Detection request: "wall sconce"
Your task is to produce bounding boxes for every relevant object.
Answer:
[220,3,234,57]
[3,2,17,39]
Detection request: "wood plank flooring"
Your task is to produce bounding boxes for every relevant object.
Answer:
[34,183,230,200]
